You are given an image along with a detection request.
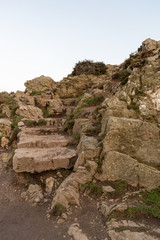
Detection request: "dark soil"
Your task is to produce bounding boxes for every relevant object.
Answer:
[0,161,108,240]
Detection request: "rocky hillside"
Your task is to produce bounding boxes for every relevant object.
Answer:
[1,38,160,240]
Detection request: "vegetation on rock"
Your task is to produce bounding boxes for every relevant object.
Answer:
[112,69,130,85]
[71,60,106,76]
[51,203,67,216]
[82,182,103,198]
[127,189,160,219]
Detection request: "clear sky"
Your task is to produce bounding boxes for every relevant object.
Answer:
[0,0,160,92]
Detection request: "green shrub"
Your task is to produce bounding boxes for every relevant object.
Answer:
[9,127,20,146]
[84,97,102,106]
[34,99,51,118]
[37,119,47,126]
[127,95,140,112]
[73,132,80,140]
[118,70,130,85]
[51,203,67,216]
[10,104,19,118]
[0,93,13,105]
[113,180,128,196]
[11,115,23,129]
[82,182,103,198]
[25,120,37,127]
[63,114,74,133]
[30,91,43,96]
[127,102,140,111]
[112,69,130,85]
[71,60,106,76]
[72,132,80,145]
[127,189,160,219]
[25,119,47,127]
[42,108,51,118]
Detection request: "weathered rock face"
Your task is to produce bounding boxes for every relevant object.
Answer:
[56,74,108,98]
[25,75,56,93]
[99,38,160,190]
[103,117,160,166]
[142,38,160,51]
[16,105,43,119]
[99,151,160,190]
[0,119,12,138]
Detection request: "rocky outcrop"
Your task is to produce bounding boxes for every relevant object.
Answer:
[56,74,107,98]
[99,151,160,190]
[25,75,56,93]
[107,219,158,240]
[98,38,160,190]
[2,38,160,223]
[102,117,160,166]
[16,105,43,119]
[142,38,160,51]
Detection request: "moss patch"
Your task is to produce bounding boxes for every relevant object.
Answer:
[82,182,103,198]
[51,203,67,216]
[127,189,160,219]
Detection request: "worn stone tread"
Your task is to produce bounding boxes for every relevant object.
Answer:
[18,134,72,148]
[13,147,77,173]
[18,126,60,137]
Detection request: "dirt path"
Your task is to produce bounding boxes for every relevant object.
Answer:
[0,162,108,240]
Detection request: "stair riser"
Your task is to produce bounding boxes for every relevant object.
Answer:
[13,155,76,173]
[18,141,69,149]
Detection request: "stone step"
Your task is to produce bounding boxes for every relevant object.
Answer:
[13,147,77,173]
[22,117,66,127]
[18,126,60,137]
[17,134,73,148]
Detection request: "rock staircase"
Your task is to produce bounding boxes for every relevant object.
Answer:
[13,99,77,173]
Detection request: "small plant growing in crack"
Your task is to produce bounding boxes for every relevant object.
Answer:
[51,203,67,216]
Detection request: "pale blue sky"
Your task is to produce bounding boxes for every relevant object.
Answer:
[0,0,160,92]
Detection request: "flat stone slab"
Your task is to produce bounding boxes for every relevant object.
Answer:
[13,147,77,173]
[17,134,72,148]
[18,126,60,137]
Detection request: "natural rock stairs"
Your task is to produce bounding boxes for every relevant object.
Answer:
[13,118,77,173]
[13,147,76,173]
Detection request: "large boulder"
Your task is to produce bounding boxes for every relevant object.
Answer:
[16,105,43,119]
[103,117,160,167]
[142,38,160,51]
[97,39,160,190]
[25,75,56,93]
[99,151,160,190]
